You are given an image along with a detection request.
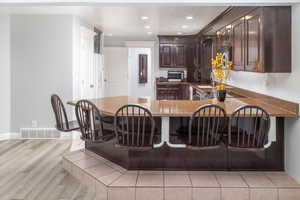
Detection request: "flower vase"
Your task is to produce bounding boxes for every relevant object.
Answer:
[217,90,226,102]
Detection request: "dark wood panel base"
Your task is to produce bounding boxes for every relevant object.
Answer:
[86,117,284,171]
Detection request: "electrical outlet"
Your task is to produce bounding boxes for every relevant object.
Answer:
[31,120,38,128]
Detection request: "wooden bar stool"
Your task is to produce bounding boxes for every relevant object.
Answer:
[51,94,80,132]
[75,100,114,143]
[228,105,270,151]
[114,104,156,151]
[227,105,271,169]
[187,104,227,150]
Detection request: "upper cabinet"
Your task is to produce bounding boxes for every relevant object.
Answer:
[174,45,186,67]
[245,9,262,72]
[158,36,192,68]
[159,44,185,68]
[202,6,291,73]
[159,44,186,68]
[199,6,291,73]
[232,18,245,71]
[160,45,172,67]
[158,6,291,82]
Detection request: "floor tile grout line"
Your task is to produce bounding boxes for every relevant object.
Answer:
[135,171,140,200]
[248,186,251,200]
[187,172,193,188]
[163,170,165,200]
[213,171,222,188]
[264,171,280,188]
[240,173,250,188]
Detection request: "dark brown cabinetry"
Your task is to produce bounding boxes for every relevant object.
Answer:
[200,39,213,82]
[156,85,181,100]
[232,18,245,71]
[245,9,262,72]
[231,9,262,72]
[174,45,185,67]
[216,26,232,51]
[159,44,186,68]
[158,6,291,84]
[158,36,192,68]
[207,7,291,73]
[160,45,172,67]
[156,83,190,100]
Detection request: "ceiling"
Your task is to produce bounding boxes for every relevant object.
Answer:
[0,6,227,44]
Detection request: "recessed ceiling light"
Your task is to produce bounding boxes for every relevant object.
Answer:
[181,25,188,29]
[141,16,149,20]
[147,32,153,35]
[177,32,183,35]
[144,25,151,29]
[106,33,113,37]
[186,16,193,20]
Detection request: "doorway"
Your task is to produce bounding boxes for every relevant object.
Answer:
[75,26,100,100]
[103,47,128,97]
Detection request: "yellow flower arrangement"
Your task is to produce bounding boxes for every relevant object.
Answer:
[211,53,233,91]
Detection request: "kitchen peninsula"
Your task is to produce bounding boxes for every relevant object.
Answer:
[64,5,296,172]
[68,84,298,170]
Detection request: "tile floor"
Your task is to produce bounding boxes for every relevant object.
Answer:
[63,150,300,200]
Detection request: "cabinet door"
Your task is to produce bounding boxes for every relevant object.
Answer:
[232,18,245,71]
[174,45,185,67]
[156,86,180,100]
[218,27,229,48]
[201,40,213,83]
[215,32,222,52]
[195,42,201,66]
[245,10,262,72]
[160,45,172,67]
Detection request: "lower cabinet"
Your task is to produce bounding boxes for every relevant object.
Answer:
[156,84,189,100]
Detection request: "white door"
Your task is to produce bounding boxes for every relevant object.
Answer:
[97,53,105,98]
[79,26,98,99]
[103,47,128,97]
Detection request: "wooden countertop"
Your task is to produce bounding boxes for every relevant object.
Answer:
[68,95,298,117]
[156,81,190,85]
[155,81,299,116]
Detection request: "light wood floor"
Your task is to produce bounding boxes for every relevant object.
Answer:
[0,139,96,200]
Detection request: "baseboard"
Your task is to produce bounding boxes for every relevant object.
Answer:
[0,133,11,140]
[0,130,81,140]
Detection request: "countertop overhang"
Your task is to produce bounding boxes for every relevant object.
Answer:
[68,94,298,118]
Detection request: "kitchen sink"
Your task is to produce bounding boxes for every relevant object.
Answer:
[197,85,213,89]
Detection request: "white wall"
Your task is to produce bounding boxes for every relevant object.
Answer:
[128,48,153,98]
[10,15,74,131]
[227,4,300,182]
[0,15,10,134]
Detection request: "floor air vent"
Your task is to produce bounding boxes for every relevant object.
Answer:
[20,128,61,139]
